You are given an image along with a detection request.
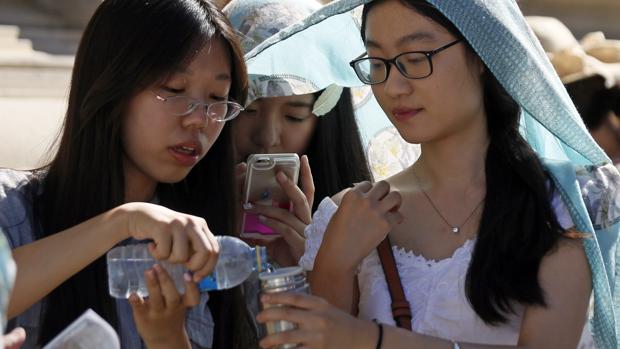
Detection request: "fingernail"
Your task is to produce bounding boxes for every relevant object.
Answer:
[276,171,287,182]
[153,264,162,273]
[184,272,192,282]
[243,202,254,210]
[258,215,266,222]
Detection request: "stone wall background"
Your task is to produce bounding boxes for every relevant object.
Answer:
[17,0,620,40]
[519,0,620,40]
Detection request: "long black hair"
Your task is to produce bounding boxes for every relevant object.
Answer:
[362,0,565,325]
[305,88,372,210]
[565,75,620,130]
[33,0,255,346]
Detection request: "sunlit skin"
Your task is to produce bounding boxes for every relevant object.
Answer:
[123,39,233,202]
[232,93,317,162]
[366,2,486,148]
[365,0,489,259]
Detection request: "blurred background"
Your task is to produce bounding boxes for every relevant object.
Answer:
[0,0,618,169]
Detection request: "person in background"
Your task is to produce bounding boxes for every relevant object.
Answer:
[224,0,372,267]
[565,75,620,165]
[0,0,257,348]
[528,16,620,167]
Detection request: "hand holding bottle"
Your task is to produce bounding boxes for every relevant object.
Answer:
[107,236,267,298]
[119,202,220,282]
[129,264,198,349]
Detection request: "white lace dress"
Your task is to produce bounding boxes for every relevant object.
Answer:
[299,195,594,347]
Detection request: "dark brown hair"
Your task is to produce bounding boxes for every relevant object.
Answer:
[34,0,253,346]
[306,88,372,210]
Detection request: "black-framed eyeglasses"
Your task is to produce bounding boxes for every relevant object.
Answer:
[152,91,245,122]
[349,39,463,85]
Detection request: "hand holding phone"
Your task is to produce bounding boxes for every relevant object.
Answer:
[241,153,300,239]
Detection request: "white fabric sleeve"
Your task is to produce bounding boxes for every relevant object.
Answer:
[298,197,338,271]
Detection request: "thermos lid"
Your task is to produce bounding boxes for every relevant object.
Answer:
[258,266,303,280]
[259,266,306,290]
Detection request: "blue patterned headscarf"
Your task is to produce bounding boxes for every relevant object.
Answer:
[244,0,620,347]
[224,0,345,116]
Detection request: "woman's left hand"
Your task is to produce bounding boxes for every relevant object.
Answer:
[129,264,199,349]
[244,155,315,266]
[256,292,377,349]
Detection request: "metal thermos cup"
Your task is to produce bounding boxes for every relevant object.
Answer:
[259,266,309,349]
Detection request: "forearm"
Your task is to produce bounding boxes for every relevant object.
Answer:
[380,326,527,349]
[8,206,129,317]
[309,243,358,313]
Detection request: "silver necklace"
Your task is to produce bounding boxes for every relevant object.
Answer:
[412,169,485,234]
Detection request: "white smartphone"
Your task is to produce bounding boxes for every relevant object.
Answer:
[241,153,301,240]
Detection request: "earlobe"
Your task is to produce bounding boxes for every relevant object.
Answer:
[478,59,486,76]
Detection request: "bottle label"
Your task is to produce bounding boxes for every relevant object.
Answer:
[198,272,218,291]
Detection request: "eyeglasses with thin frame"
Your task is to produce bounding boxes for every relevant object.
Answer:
[349,39,463,85]
[152,91,245,122]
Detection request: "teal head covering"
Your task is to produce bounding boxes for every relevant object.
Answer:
[224,0,344,116]
[234,0,421,175]
[245,0,620,347]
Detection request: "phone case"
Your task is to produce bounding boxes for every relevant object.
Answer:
[241,153,300,239]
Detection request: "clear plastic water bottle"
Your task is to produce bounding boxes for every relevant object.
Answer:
[107,236,268,299]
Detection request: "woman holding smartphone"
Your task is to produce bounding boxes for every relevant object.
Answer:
[244,0,620,348]
[0,0,257,348]
[224,0,372,267]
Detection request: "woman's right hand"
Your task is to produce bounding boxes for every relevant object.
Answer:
[119,202,219,283]
[320,181,403,272]
[243,155,315,266]
[257,292,378,349]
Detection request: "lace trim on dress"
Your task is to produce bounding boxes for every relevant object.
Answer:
[298,197,338,270]
[391,239,476,269]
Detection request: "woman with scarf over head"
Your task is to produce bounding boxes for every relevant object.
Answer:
[251,0,620,348]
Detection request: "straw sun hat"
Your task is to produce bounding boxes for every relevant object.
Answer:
[527,16,620,87]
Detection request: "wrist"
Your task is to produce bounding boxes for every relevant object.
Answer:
[107,204,133,242]
[143,328,190,349]
[314,230,361,274]
[314,244,358,275]
[353,319,381,349]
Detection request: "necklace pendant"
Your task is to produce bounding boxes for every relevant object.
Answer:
[452,227,460,234]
